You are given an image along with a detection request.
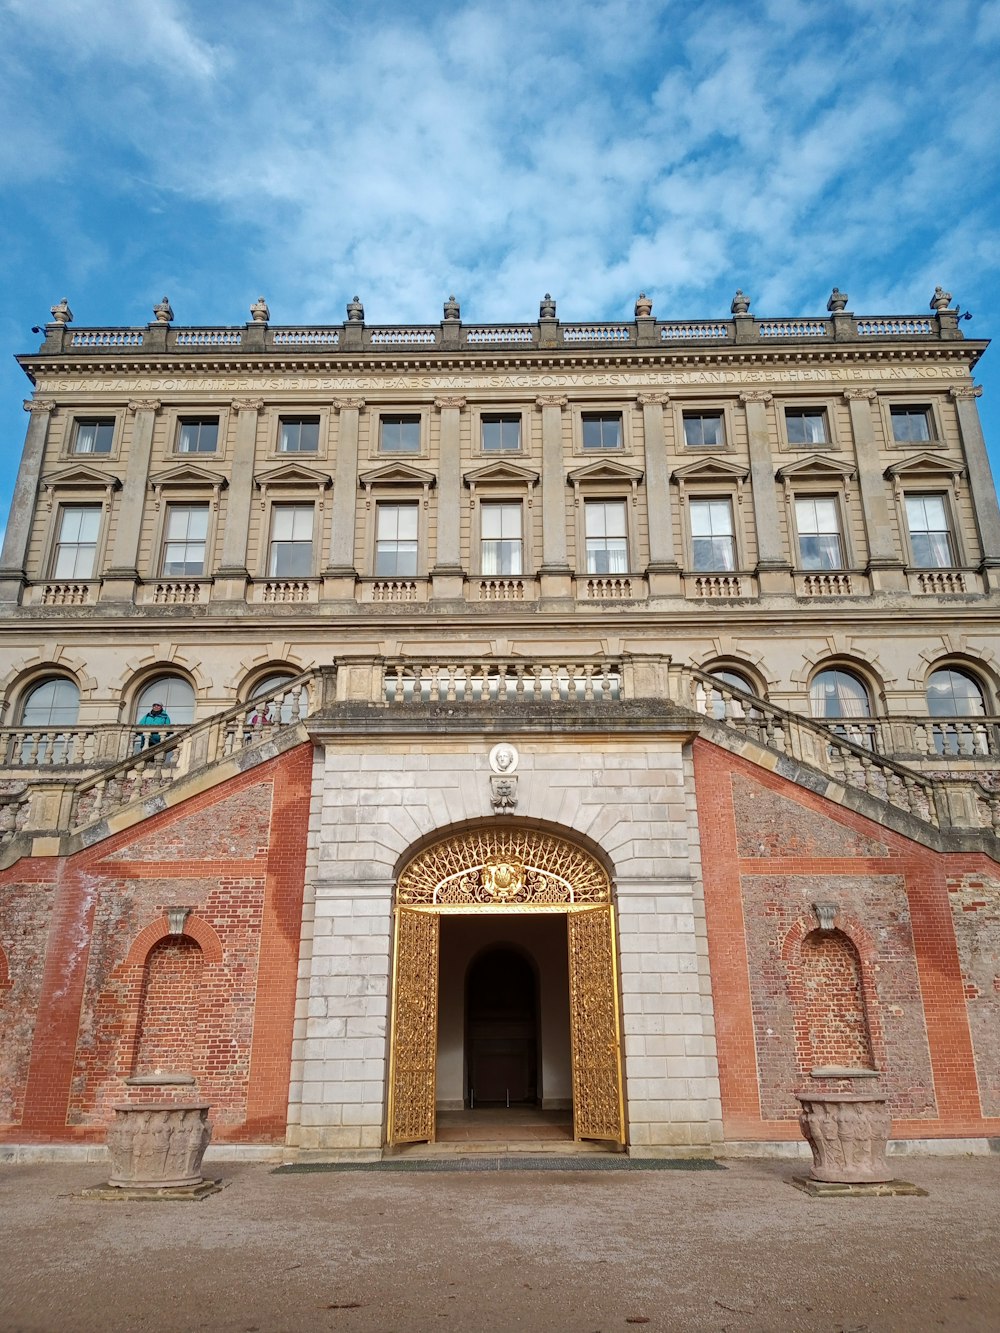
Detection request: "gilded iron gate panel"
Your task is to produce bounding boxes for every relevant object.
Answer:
[567,905,625,1144]
[387,908,440,1144]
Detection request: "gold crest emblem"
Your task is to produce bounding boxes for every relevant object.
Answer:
[482,855,526,902]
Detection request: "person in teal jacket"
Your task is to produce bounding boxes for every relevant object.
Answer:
[137,702,170,748]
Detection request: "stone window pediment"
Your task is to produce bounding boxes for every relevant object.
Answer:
[148,463,229,492]
[254,463,332,490]
[463,461,540,489]
[566,460,643,487]
[884,451,964,481]
[776,454,856,483]
[41,464,122,492]
[358,462,436,489]
[671,457,749,484]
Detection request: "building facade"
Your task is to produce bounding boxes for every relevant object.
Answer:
[0,288,998,1159]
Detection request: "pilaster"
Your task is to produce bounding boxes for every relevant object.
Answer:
[845,388,907,592]
[536,396,573,599]
[430,397,466,600]
[638,393,681,595]
[951,385,1000,589]
[212,398,263,602]
[322,398,364,599]
[739,392,792,593]
[0,398,56,603]
[100,398,161,602]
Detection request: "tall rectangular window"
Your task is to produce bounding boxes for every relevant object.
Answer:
[481,502,523,575]
[375,502,418,575]
[268,504,314,576]
[683,412,725,447]
[481,415,521,452]
[689,499,736,571]
[795,496,844,569]
[279,417,319,453]
[53,505,101,579]
[785,408,828,445]
[379,416,421,453]
[584,500,628,574]
[73,419,114,454]
[177,419,219,453]
[582,413,622,450]
[890,406,931,443]
[161,504,209,576]
[905,494,955,567]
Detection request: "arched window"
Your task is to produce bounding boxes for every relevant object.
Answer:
[926,667,989,756]
[705,667,760,721]
[926,668,987,717]
[247,672,302,726]
[19,677,80,726]
[809,668,871,719]
[133,676,196,725]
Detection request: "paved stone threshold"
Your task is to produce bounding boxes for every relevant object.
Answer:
[273,1156,727,1173]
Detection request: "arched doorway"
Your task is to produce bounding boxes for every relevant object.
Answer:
[387,826,625,1147]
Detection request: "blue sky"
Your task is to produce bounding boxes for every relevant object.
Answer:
[1,0,999,530]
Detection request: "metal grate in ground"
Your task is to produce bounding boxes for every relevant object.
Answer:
[273,1155,726,1174]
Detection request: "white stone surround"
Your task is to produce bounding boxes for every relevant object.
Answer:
[286,736,723,1154]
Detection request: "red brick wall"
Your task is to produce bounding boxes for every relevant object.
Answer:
[696,738,1000,1142]
[797,929,874,1071]
[0,743,312,1144]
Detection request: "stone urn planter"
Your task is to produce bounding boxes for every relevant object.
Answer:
[795,1092,892,1183]
[106,1103,212,1189]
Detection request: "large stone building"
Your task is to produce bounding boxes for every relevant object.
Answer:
[0,287,998,1161]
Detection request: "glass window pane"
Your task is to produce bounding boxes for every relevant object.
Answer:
[482,416,520,451]
[809,669,871,719]
[380,416,420,452]
[785,410,827,445]
[134,677,196,724]
[21,678,80,726]
[905,493,954,567]
[891,408,931,442]
[926,669,986,717]
[683,413,724,447]
[582,414,621,449]
[279,418,319,452]
[178,419,218,453]
[74,420,114,454]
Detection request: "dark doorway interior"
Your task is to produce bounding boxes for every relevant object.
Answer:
[466,946,538,1107]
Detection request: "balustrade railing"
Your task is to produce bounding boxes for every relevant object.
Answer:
[382,660,622,704]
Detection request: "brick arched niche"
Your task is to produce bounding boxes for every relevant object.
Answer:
[131,934,205,1077]
[793,927,876,1072]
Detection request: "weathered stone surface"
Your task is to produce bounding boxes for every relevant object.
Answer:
[795,1093,892,1183]
[106,1104,212,1188]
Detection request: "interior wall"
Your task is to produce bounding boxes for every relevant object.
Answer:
[436,914,572,1110]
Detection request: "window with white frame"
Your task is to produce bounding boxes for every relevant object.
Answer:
[72,419,115,455]
[52,504,101,579]
[809,668,871,720]
[176,418,219,454]
[133,676,196,725]
[20,677,80,726]
[926,668,986,717]
[581,413,622,450]
[481,415,521,452]
[905,493,955,567]
[375,502,418,575]
[268,504,314,577]
[278,417,319,453]
[795,496,845,569]
[890,406,932,443]
[584,500,628,574]
[683,411,725,448]
[160,503,209,577]
[481,502,523,575]
[379,415,421,454]
[785,408,828,446]
[689,498,736,571]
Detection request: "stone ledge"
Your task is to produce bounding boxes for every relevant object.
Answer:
[790,1176,928,1198]
[78,1178,224,1202]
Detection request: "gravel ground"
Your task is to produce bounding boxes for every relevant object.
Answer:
[1,1156,998,1333]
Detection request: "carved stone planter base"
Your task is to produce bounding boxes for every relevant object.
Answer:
[106,1103,212,1189]
[795,1092,892,1183]
[791,1176,928,1198]
[79,1179,223,1202]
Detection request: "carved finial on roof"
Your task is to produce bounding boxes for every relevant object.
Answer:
[827,287,849,313]
[930,285,953,312]
[49,297,73,326]
[731,289,751,315]
[539,292,556,319]
[153,296,173,324]
[443,294,461,321]
[346,294,365,322]
[634,292,653,317]
[250,296,270,323]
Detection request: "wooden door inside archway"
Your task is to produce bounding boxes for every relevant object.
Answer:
[386,828,625,1146]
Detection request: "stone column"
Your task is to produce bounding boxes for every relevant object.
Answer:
[322,398,364,600]
[951,385,1000,589]
[638,393,681,595]
[431,397,466,600]
[739,391,792,594]
[536,396,572,599]
[101,399,161,602]
[212,398,263,602]
[845,388,906,592]
[0,398,56,603]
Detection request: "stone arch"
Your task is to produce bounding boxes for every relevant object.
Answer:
[123,914,223,970]
[131,934,205,1078]
[702,636,778,688]
[111,644,212,706]
[782,915,880,1075]
[0,651,96,721]
[791,641,892,698]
